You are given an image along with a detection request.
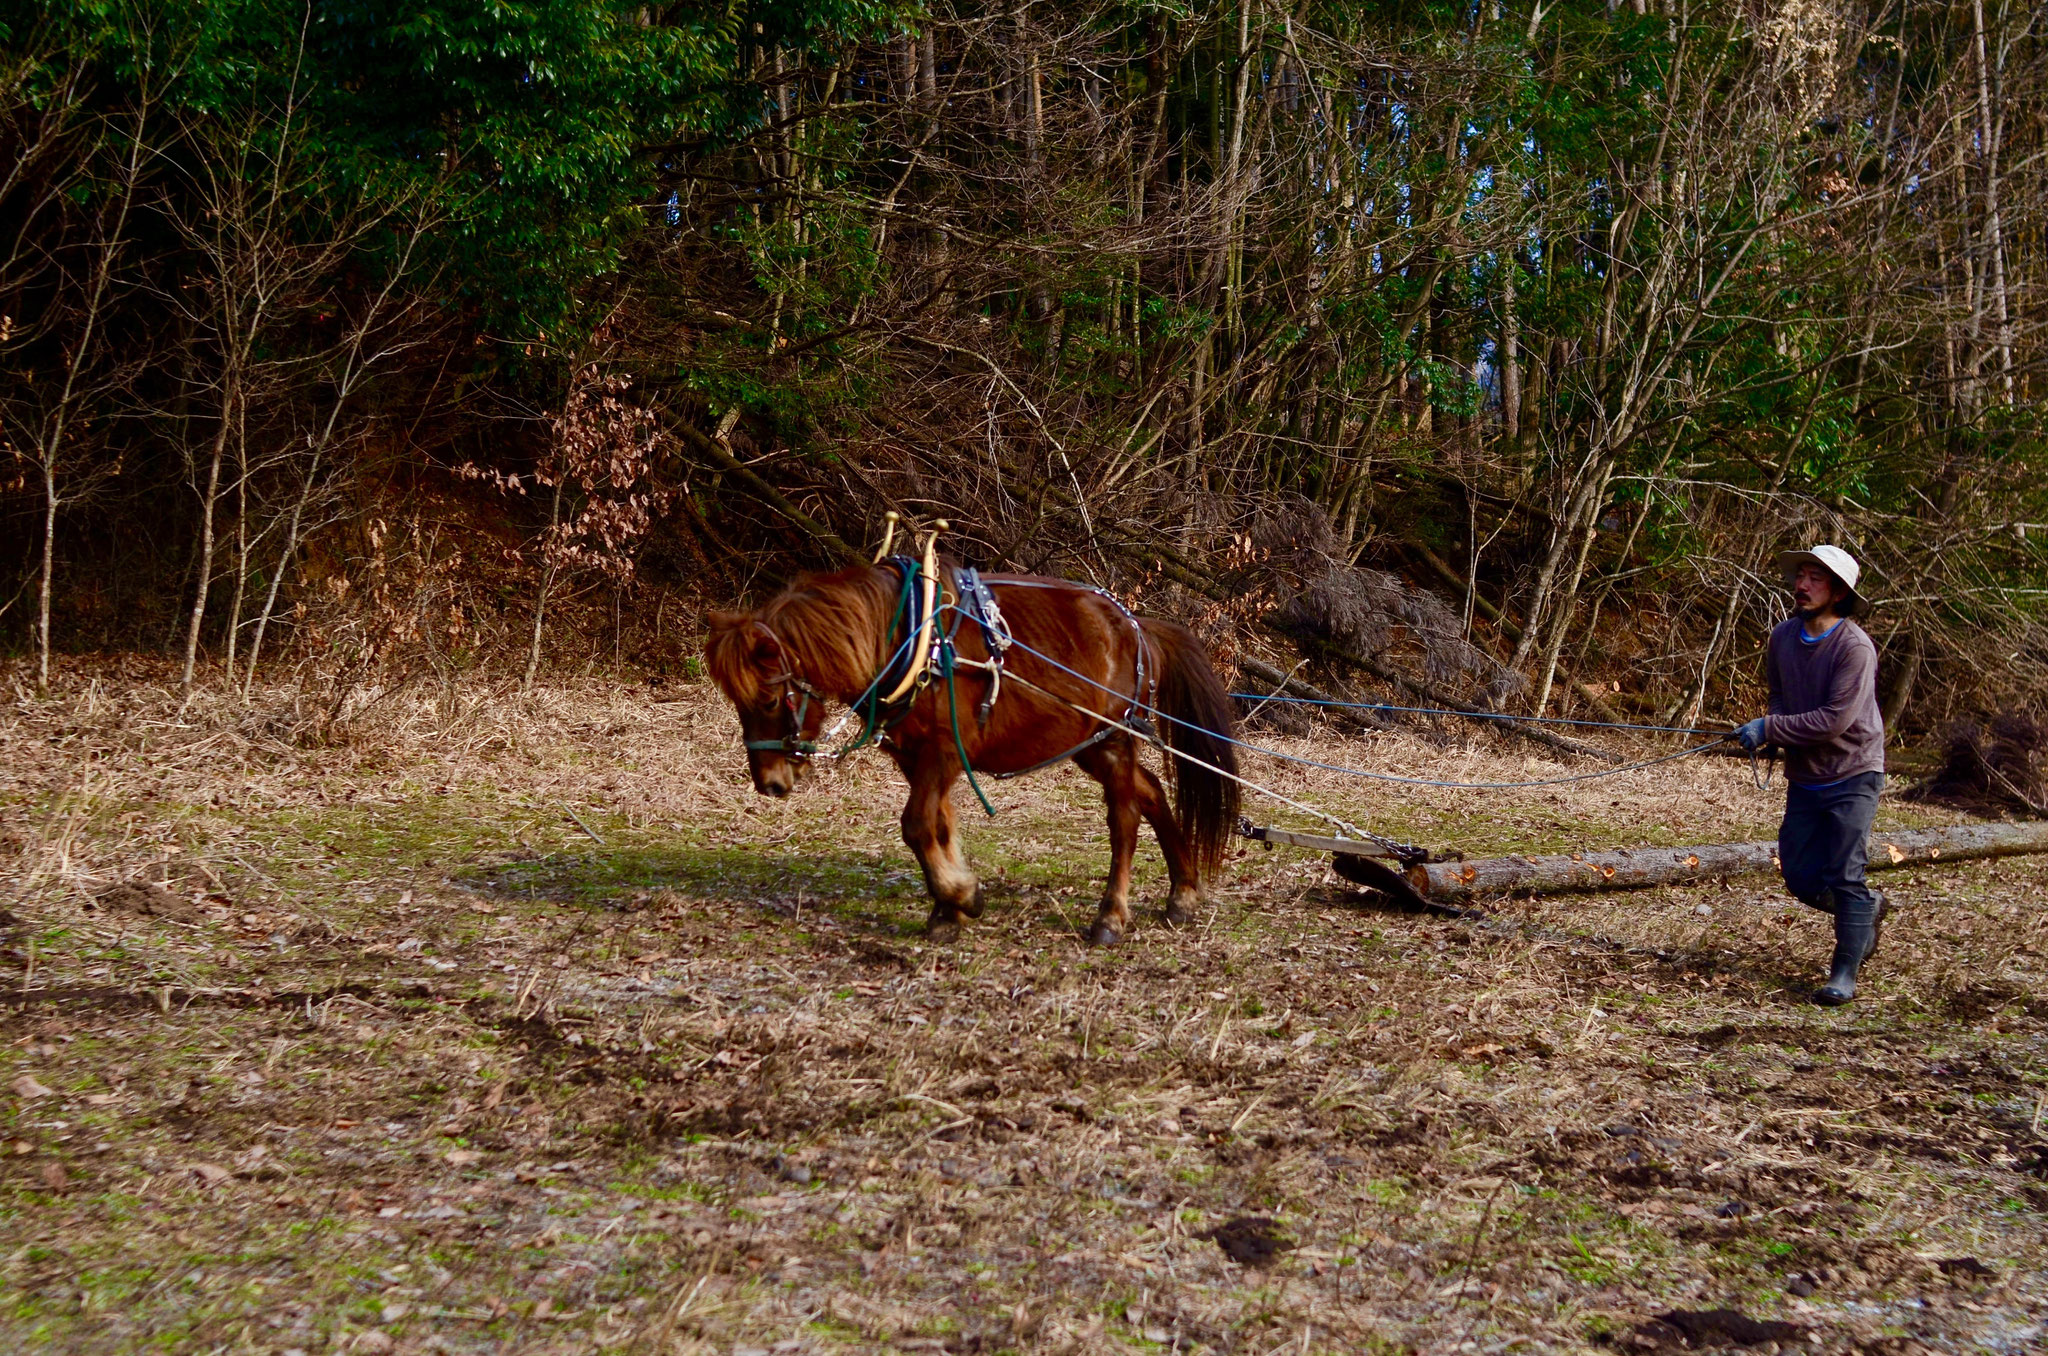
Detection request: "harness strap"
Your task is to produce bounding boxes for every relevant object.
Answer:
[935,575,1153,787]
[986,720,1118,780]
[739,623,825,756]
[956,566,1011,722]
[981,576,1156,738]
[937,600,998,816]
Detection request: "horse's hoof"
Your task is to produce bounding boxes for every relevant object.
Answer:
[1087,922,1124,947]
[957,884,986,920]
[1162,900,1195,927]
[926,916,962,944]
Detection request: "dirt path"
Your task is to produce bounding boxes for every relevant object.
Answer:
[3,668,2044,1354]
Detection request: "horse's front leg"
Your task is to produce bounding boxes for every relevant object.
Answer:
[900,760,983,943]
[1077,743,1143,946]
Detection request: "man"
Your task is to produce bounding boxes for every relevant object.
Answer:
[1734,545,1888,1006]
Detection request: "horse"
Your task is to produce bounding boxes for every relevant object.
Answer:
[704,559,1241,945]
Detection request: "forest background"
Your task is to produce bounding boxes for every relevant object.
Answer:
[1,0,2042,748]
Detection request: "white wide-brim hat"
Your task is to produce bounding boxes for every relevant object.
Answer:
[1776,544,1864,608]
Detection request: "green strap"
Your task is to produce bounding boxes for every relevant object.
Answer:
[817,561,995,820]
[940,620,997,818]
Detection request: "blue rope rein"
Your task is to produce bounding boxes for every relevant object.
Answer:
[800,575,1729,834]
[1226,692,1726,739]
[968,614,1734,792]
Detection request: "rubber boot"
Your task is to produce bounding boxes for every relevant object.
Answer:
[1814,892,1879,1007]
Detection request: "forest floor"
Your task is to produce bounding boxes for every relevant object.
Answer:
[2,663,2045,1356]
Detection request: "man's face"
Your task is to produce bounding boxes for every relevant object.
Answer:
[1792,562,1846,616]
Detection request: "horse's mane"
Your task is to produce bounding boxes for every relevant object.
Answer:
[705,565,896,705]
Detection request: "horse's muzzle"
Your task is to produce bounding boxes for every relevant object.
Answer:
[751,760,799,797]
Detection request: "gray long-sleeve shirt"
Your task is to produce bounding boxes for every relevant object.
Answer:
[1763,615,1885,786]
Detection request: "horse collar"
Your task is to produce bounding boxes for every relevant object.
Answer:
[857,555,934,720]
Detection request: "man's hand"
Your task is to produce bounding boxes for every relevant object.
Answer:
[1734,717,1768,752]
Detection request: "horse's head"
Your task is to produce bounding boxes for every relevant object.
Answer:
[705,611,825,798]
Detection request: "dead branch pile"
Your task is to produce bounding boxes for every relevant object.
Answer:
[1909,713,2048,818]
[1252,501,1517,708]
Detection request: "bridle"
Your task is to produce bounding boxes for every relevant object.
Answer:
[741,624,822,759]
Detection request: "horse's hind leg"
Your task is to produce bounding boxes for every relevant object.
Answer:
[1076,741,1145,946]
[1131,763,1201,926]
[900,761,982,943]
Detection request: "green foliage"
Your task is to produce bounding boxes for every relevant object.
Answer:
[4,0,910,336]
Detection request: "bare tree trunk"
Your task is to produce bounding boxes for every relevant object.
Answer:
[1570,421,1686,683]
[35,466,57,691]
[26,98,151,692]
[180,384,237,691]
[1532,466,1610,715]
[1138,16,1169,219]
[1500,264,1520,442]
[244,446,321,697]
[523,474,567,695]
[1464,483,1479,639]
[1669,602,1728,729]
[1019,5,1041,166]
[1503,452,1590,684]
[240,209,438,694]
[1504,528,1564,684]
[1880,628,1924,732]
[895,34,914,102]
[225,453,248,680]
[1968,0,2013,399]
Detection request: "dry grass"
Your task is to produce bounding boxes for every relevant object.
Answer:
[2,660,2045,1355]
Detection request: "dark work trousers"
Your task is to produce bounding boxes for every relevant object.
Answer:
[1778,770,1884,929]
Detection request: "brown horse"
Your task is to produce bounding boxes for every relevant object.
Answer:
[705,561,1240,945]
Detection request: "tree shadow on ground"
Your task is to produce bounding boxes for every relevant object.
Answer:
[453,843,1092,940]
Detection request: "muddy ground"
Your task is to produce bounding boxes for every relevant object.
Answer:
[2,665,2044,1355]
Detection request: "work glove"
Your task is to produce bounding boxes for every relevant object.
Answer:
[1734,717,1768,752]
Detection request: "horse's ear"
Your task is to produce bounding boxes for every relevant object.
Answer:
[745,622,783,670]
[706,611,774,666]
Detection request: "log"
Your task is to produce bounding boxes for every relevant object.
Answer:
[1400,820,2048,903]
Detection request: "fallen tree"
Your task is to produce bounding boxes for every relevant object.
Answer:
[1398,821,2048,903]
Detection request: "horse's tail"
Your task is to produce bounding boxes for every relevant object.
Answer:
[1143,620,1241,876]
